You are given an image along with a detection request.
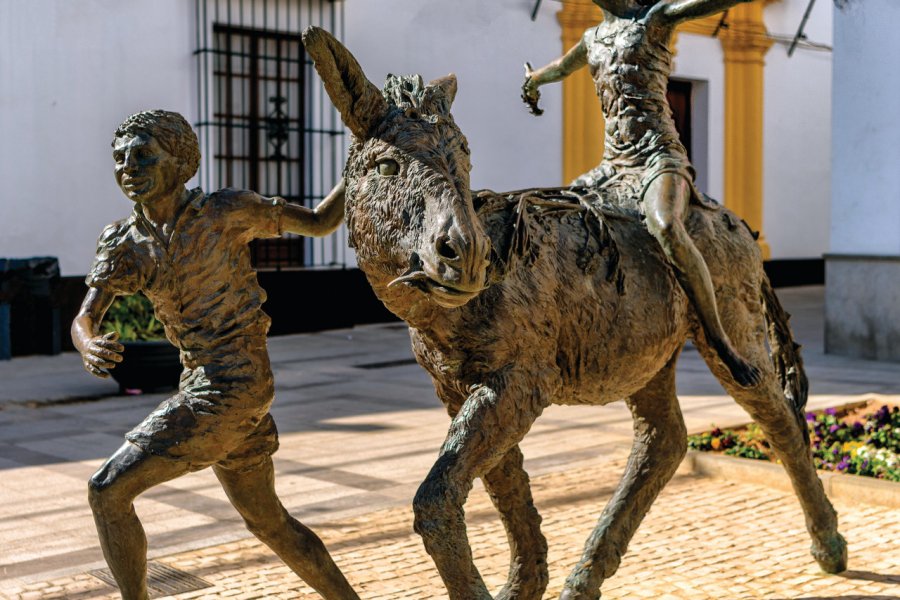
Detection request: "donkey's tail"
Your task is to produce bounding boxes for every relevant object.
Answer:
[762,274,810,444]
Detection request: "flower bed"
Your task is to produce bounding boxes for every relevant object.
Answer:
[687,402,900,482]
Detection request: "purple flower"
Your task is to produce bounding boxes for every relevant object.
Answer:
[829,424,840,433]
[837,458,850,472]
[806,413,816,422]
[832,447,840,456]
[825,407,838,416]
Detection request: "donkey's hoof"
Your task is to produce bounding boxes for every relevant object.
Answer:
[811,532,848,573]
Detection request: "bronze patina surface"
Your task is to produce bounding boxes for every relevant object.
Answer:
[303,26,847,600]
[523,0,761,389]
[72,110,358,600]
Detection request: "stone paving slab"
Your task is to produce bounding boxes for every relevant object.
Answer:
[1,287,899,596]
[4,456,898,599]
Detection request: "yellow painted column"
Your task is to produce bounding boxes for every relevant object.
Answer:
[557,0,604,185]
[719,1,774,258]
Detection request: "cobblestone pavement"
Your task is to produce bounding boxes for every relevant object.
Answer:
[1,287,898,599]
[4,456,899,599]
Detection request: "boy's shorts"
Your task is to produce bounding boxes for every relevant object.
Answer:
[125,343,280,473]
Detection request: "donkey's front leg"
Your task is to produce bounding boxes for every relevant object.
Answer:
[561,354,686,600]
[414,380,550,600]
[483,445,549,600]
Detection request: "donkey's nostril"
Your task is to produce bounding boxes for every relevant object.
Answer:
[436,237,460,261]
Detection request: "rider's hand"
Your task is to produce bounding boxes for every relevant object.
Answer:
[81,331,124,378]
[521,62,543,116]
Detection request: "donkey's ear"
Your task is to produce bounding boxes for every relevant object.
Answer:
[303,27,388,138]
[426,74,458,114]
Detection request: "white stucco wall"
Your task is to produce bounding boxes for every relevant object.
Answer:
[830,0,900,256]
[675,3,833,261]
[763,0,833,259]
[344,0,563,193]
[0,0,197,276]
[0,0,841,276]
[672,33,726,202]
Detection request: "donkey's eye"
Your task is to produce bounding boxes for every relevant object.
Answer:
[376,159,399,177]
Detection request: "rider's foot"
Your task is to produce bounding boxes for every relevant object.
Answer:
[714,341,762,388]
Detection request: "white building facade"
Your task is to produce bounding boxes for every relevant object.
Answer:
[0,0,842,345]
[825,0,900,361]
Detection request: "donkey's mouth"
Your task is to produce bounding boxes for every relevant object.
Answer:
[388,270,482,308]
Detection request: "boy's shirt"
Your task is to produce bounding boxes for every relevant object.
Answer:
[87,187,284,365]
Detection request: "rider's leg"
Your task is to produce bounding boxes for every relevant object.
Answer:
[642,173,761,387]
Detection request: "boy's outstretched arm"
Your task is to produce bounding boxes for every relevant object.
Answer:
[522,37,588,115]
[72,287,123,378]
[280,179,346,237]
[660,0,753,24]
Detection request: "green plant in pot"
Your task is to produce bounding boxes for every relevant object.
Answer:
[101,293,181,392]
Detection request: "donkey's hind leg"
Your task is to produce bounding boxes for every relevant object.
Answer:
[693,300,847,573]
[560,352,686,600]
[482,445,549,600]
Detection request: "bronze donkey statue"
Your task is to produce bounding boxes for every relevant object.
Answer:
[302,26,847,600]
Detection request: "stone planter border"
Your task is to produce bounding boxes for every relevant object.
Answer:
[686,450,899,509]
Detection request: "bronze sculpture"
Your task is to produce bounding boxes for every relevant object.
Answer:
[522,0,760,389]
[72,110,358,600]
[303,26,847,600]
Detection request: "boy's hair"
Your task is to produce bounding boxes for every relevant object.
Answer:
[113,110,200,184]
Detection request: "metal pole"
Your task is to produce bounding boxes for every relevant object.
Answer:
[789,0,817,57]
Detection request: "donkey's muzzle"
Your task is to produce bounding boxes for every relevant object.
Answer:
[423,221,490,297]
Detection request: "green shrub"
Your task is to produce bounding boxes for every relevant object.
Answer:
[101,293,166,342]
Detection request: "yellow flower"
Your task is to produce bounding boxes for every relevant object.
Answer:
[711,438,722,450]
[843,441,863,456]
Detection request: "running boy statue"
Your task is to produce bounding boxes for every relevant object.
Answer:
[72,109,358,600]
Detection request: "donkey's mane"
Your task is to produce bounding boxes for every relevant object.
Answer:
[382,74,453,118]
[475,186,633,290]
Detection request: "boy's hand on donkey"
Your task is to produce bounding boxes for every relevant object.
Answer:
[81,331,124,378]
[521,62,543,116]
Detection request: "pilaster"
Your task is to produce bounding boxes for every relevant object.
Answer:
[557,0,604,184]
[718,1,774,258]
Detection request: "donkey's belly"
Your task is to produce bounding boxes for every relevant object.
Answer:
[550,225,691,405]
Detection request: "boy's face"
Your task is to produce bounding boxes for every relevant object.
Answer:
[113,133,181,205]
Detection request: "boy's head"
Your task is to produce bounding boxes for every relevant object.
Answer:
[113,110,200,182]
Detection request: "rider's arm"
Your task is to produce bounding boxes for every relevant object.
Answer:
[280,179,345,237]
[72,287,123,378]
[658,0,753,25]
[522,36,589,114]
[525,36,589,91]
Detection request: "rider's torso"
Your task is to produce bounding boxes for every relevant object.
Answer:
[586,14,686,168]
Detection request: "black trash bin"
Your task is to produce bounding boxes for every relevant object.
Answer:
[0,257,62,359]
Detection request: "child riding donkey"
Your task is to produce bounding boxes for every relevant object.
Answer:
[523,0,762,387]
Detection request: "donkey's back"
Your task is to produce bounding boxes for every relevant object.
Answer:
[461,186,759,405]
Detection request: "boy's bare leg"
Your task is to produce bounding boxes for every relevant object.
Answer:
[88,443,193,600]
[643,174,761,387]
[213,458,360,600]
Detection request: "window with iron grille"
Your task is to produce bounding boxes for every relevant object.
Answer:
[195,0,348,270]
